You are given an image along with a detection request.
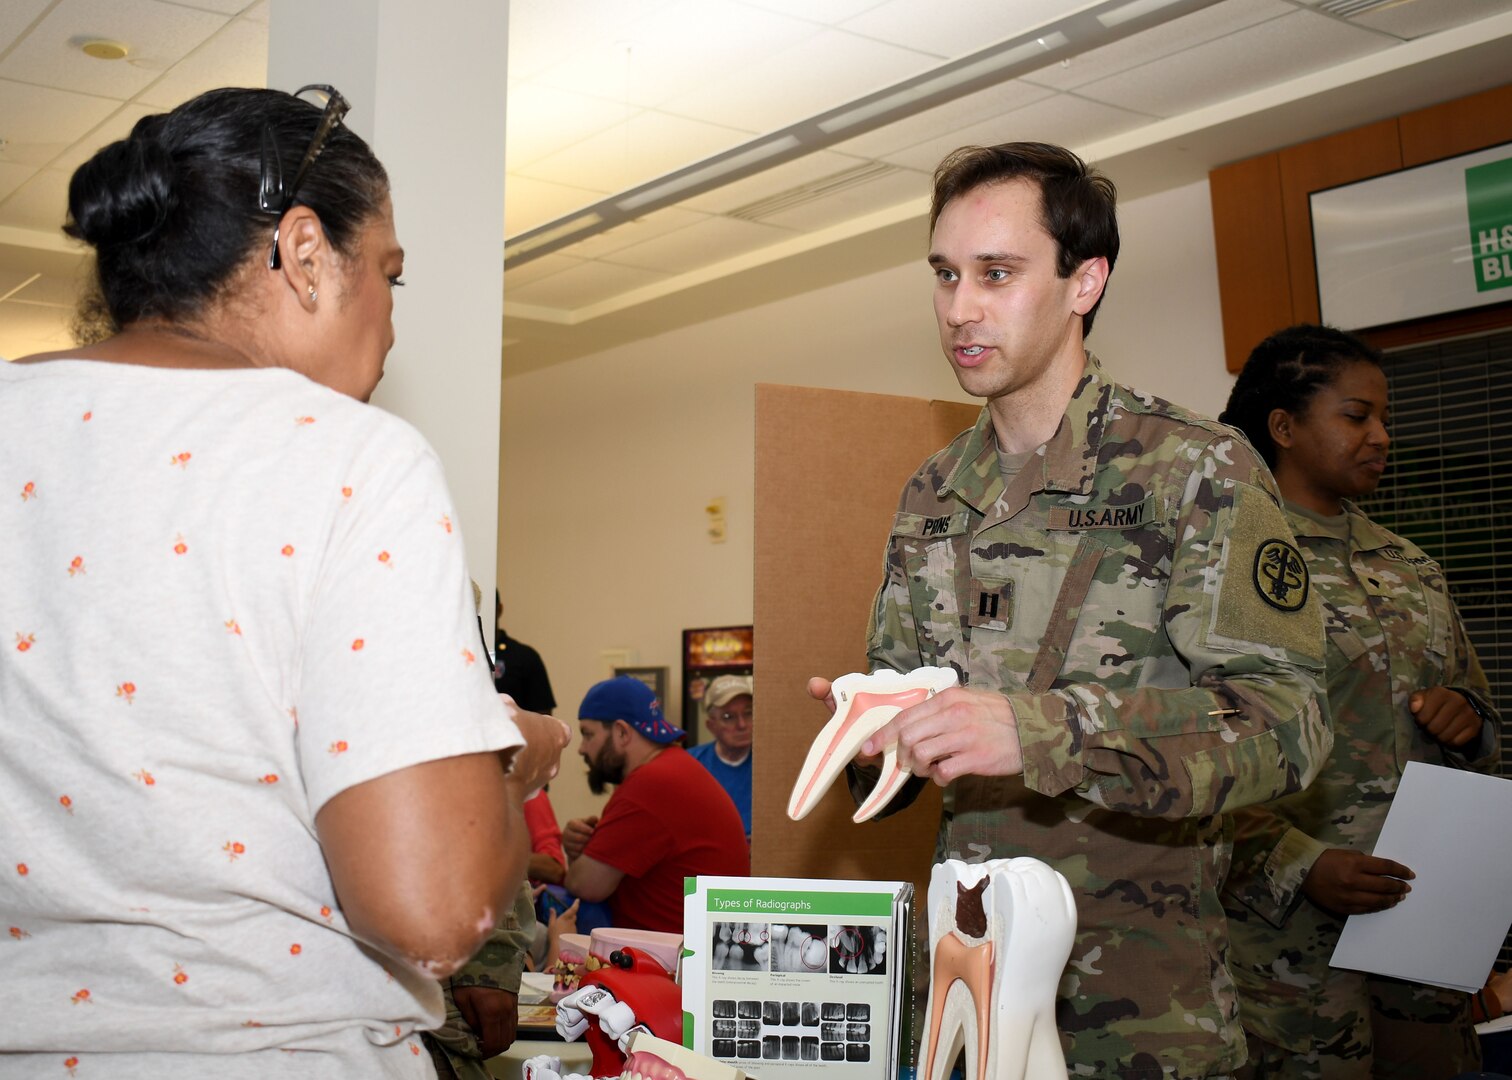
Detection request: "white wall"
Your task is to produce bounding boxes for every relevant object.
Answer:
[500,177,1237,826]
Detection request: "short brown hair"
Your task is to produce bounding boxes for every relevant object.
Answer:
[930,142,1119,335]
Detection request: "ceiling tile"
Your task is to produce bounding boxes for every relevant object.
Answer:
[658,27,939,132]
[597,215,794,273]
[0,80,121,167]
[0,170,70,233]
[1347,0,1512,39]
[505,82,635,170]
[736,0,887,22]
[1074,10,1392,119]
[0,0,228,101]
[507,0,682,82]
[136,17,267,108]
[0,301,77,359]
[50,103,158,175]
[680,150,874,214]
[565,206,711,260]
[503,257,667,308]
[9,270,81,307]
[877,93,1154,172]
[504,251,585,289]
[505,174,611,236]
[513,110,754,195]
[0,161,34,203]
[172,0,259,14]
[1021,0,1292,92]
[527,0,820,109]
[753,164,928,231]
[0,0,54,55]
[839,0,1095,58]
[240,1,268,23]
[827,78,1054,160]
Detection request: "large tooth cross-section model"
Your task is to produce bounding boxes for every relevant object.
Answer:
[918,858,1077,1080]
[787,666,959,823]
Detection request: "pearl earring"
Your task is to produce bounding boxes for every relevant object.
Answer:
[308,285,318,303]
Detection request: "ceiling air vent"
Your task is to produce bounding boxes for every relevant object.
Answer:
[727,162,903,222]
[1312,0,1415,16]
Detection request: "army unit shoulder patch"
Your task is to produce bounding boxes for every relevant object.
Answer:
[1253,538,1309,612]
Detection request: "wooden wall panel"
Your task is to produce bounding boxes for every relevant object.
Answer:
[1277,119,1402,327]
[1209,154,1293,373]
[1400,83,1512,167]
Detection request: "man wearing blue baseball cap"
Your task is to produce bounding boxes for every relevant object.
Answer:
[562,676,749,931]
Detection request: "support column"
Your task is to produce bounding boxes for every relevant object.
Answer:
[268,0,507,608]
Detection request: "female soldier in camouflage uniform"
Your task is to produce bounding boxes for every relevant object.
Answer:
[1219,324,1501,1079]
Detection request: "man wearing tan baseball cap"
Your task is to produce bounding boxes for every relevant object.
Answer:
[689,674,753,842]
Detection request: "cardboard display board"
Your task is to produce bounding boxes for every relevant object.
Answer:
[751,383,978,904]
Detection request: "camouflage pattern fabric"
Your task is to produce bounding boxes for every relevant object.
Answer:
[863,355,1331,1080]
[424,881,537,1080]
[1224,502,1499,1079]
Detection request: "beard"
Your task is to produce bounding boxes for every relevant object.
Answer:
[586,743,628,795]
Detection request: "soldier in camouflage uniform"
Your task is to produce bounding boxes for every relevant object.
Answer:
[820,144,1331,1079]
[1219,325,1500,1080]
[423,881,537,1079]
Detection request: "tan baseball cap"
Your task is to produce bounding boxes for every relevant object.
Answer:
[703,674,753,710]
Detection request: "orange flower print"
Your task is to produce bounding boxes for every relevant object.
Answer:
[462,648,475,665]
[59,795,73,814]
[172,963,188,985]
[71,988,91,1005]
[377,550,392,567]
[287,705,299,727]
[437,514,452,534]
[295,416,316,425]
[341,485,353,500]
[116,682,136,704]
[410,1043,421,1056]
[350,639,364,651]
[319,905,333,923]
[328,740,348,755]
[225,618,242,636]
[15,863,28,876]
[289,943,302,955]
[173,534,188,556]
[9,926,29,940]
[222,841,245,862]
[169,451,191,469]
[258,773,279,785]
[15,632,35,652]
[20,481,36,501]
[394,1024,402,1036]
[82,411,92,421]
[133,769,155,786]
[65,1057,79,1076]
[281,544,295,557]
[67,556,85,577]
[241,1019,265,1027]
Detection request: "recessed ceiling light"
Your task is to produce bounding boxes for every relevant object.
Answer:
[80,40,129,61]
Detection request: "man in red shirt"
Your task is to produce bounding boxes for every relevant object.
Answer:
[562,677,749,931]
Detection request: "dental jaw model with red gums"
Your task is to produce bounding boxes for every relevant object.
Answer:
[787,665,959,823]
[523,1032,744,1080]
[919,858,1077,1080]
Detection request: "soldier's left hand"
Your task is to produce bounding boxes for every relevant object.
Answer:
[454,984,518,1058]
[1409,686,1481,747]
[862,686,1023,784]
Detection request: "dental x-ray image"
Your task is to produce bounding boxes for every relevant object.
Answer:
[828,924,888,975]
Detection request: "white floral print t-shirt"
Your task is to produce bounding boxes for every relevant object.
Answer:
[0,360,521,1079]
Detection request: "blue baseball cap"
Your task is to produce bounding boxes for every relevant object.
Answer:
[579,676,685,745]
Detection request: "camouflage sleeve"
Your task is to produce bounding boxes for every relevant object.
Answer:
[450,880,535,993]
[1443,602,1502,772]
[1007,434,1332,821]
[1224,809,1330,927]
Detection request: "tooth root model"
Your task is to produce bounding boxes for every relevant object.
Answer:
[788,666,959,823]
[918,858,1077,1080]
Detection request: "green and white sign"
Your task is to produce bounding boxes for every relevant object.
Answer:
[1311,142,1512,330]
[1466,156,1512,293]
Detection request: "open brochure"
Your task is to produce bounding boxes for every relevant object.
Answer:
[683,875,913,1079]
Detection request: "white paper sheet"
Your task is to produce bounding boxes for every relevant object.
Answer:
[1330,761,1512,993]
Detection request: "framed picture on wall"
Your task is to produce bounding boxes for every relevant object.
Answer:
[682,626,754,746]
[613,665,668,705]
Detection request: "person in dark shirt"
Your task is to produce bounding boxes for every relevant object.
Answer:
[494,590,556,713]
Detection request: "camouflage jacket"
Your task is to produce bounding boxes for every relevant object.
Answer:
[1223,501,1500,1053]
[865,355,1330,1080]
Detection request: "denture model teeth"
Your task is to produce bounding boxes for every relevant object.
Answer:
[918,857,1077,1080]
[618,1031,746,1080]
[788,665,959,823]
[520,1055,592,1080]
